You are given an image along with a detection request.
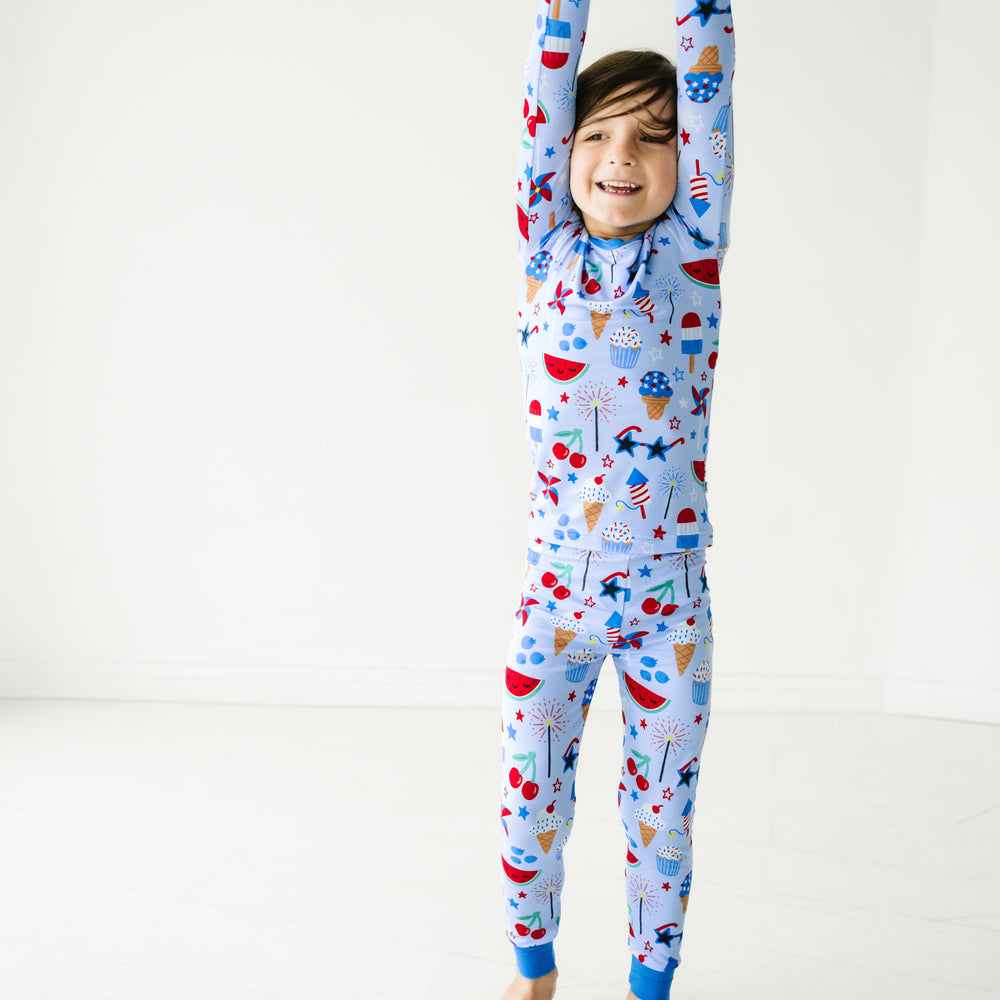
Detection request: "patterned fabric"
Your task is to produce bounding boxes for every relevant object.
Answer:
[501,539,713,991]
[516,0,735,556]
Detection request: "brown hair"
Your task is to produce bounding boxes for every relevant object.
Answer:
[575,49,678,140]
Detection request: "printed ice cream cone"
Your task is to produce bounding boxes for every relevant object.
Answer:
[641,396,667,420]
[536,828,557,853]
[681,893,690,913]
[591,308,611,339]
[554,627,576,655]
[673,643,696,675]
[693,45,722,75]
[639,821,658,847]
[583,500,604,532]
[580,476,609,532]
[526,277,544,302]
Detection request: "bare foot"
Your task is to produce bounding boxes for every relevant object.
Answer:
[501,967,558,1000]
[624,992,641,1000]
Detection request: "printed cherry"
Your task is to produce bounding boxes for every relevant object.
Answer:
[530,929,547,940]
[552,443,570,461]
[661,604,678,617]
[636,775,649,792]
[568,452,587,469]
[626,758,638,776]
[552,586,571,600]
[515,923,531,936]
[641,597,661,615]
[522,780,539,800]
[509,767,523,789]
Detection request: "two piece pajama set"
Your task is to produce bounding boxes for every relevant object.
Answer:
[500,3,735,999]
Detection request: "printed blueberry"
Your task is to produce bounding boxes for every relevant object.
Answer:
[559,340,570,351]
[566,528,581,540]
[640,655,657,668]
[553,529,565,539]
[558,514,571,525]
[529,651,546,665]
[572,336,587,349]
[516,652,526,664]
[520,637,534,650]
[640,669,652,682]
[655,671,669,683]
[562,322,575,335]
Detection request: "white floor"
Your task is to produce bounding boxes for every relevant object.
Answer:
[0,697,996,1000]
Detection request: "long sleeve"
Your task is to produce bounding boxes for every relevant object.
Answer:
[673,1,735,262]
[515,0,591,263]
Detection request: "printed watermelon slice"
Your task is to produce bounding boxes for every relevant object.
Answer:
[679,258,720,289]
[623,670,669,713]
[503,854,540,885]
[544,353,589,384]
[691,460,706,486]
[506,666,544,700]
[626,846,641,867]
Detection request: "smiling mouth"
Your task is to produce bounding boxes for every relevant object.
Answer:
[597,181,643,195]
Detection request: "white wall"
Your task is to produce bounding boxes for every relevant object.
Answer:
[0,0,996,720]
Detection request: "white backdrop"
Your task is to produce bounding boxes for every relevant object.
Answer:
[1,0,997,721]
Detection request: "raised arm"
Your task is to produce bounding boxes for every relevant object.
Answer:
[516,0,591,261]
[673,1,735,261]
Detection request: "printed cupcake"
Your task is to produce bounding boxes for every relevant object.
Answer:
[684,46,724,104]
[667,622,701,676]
[581,676,598,722]
[590,302,612,339]
[656,843,683,876]
[635,802,666,847]
[552,615,578,656]
[601,521,633,554]
[525,250,552,302]
[639,370,673,419]
[579,475,609,532]
[529,801,564,854]
[609,326,642,368]
[692,660,712,705]
[566,646,599,683]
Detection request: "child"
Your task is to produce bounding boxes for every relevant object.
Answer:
[500,2,734,999]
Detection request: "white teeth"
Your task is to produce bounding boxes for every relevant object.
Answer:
[601,182,639,191]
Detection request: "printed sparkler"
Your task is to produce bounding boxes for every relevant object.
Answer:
[650,716,690,783]
[529,698,568,778]
[575,381,619,452]
[532,873,565,920]
[658,466,688,519]
[628,873,661,936]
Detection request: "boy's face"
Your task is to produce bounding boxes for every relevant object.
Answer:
[569,86,678,242]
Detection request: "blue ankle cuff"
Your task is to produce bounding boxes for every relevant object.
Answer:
[628,955,677,1000]
[513,941,555,978]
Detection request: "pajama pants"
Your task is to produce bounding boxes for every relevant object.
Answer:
[499,540,713,1000]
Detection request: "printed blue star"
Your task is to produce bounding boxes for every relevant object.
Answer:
[672,366,685,382]
[547,406,560,420]
[601,579,623,599]
[547,600,557,612]
[508,896,521,909]
[655,924,681,947]
[701,509,709,523]
[689,0,728,27]
[562,747,578,771]
[615,430,640,456]
[521,326,531,346]
[518,805,530,819]
[630,787,639,801]
[677,762,699,787]
[567,471,579,483]
[527,83,534,97]
[630,724,639,739]
[658,235,671,246]
[706,312,720,329]
[507,722,517,739]
[545,146,556,158]
[638,564,653,577]
[645,437,669,460]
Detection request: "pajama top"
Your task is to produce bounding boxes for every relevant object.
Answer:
[516,0,735,556]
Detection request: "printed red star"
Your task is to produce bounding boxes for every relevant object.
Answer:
[618,376,629,387]
[694,713,704,724]
[516,709,524,721]
[661,786,674,800]
[660,329,673,345]
[560,392,569,402]
[584,596,596,607]
[653,525,667,540]
[669,416,681,430]
[602,454,615,468]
